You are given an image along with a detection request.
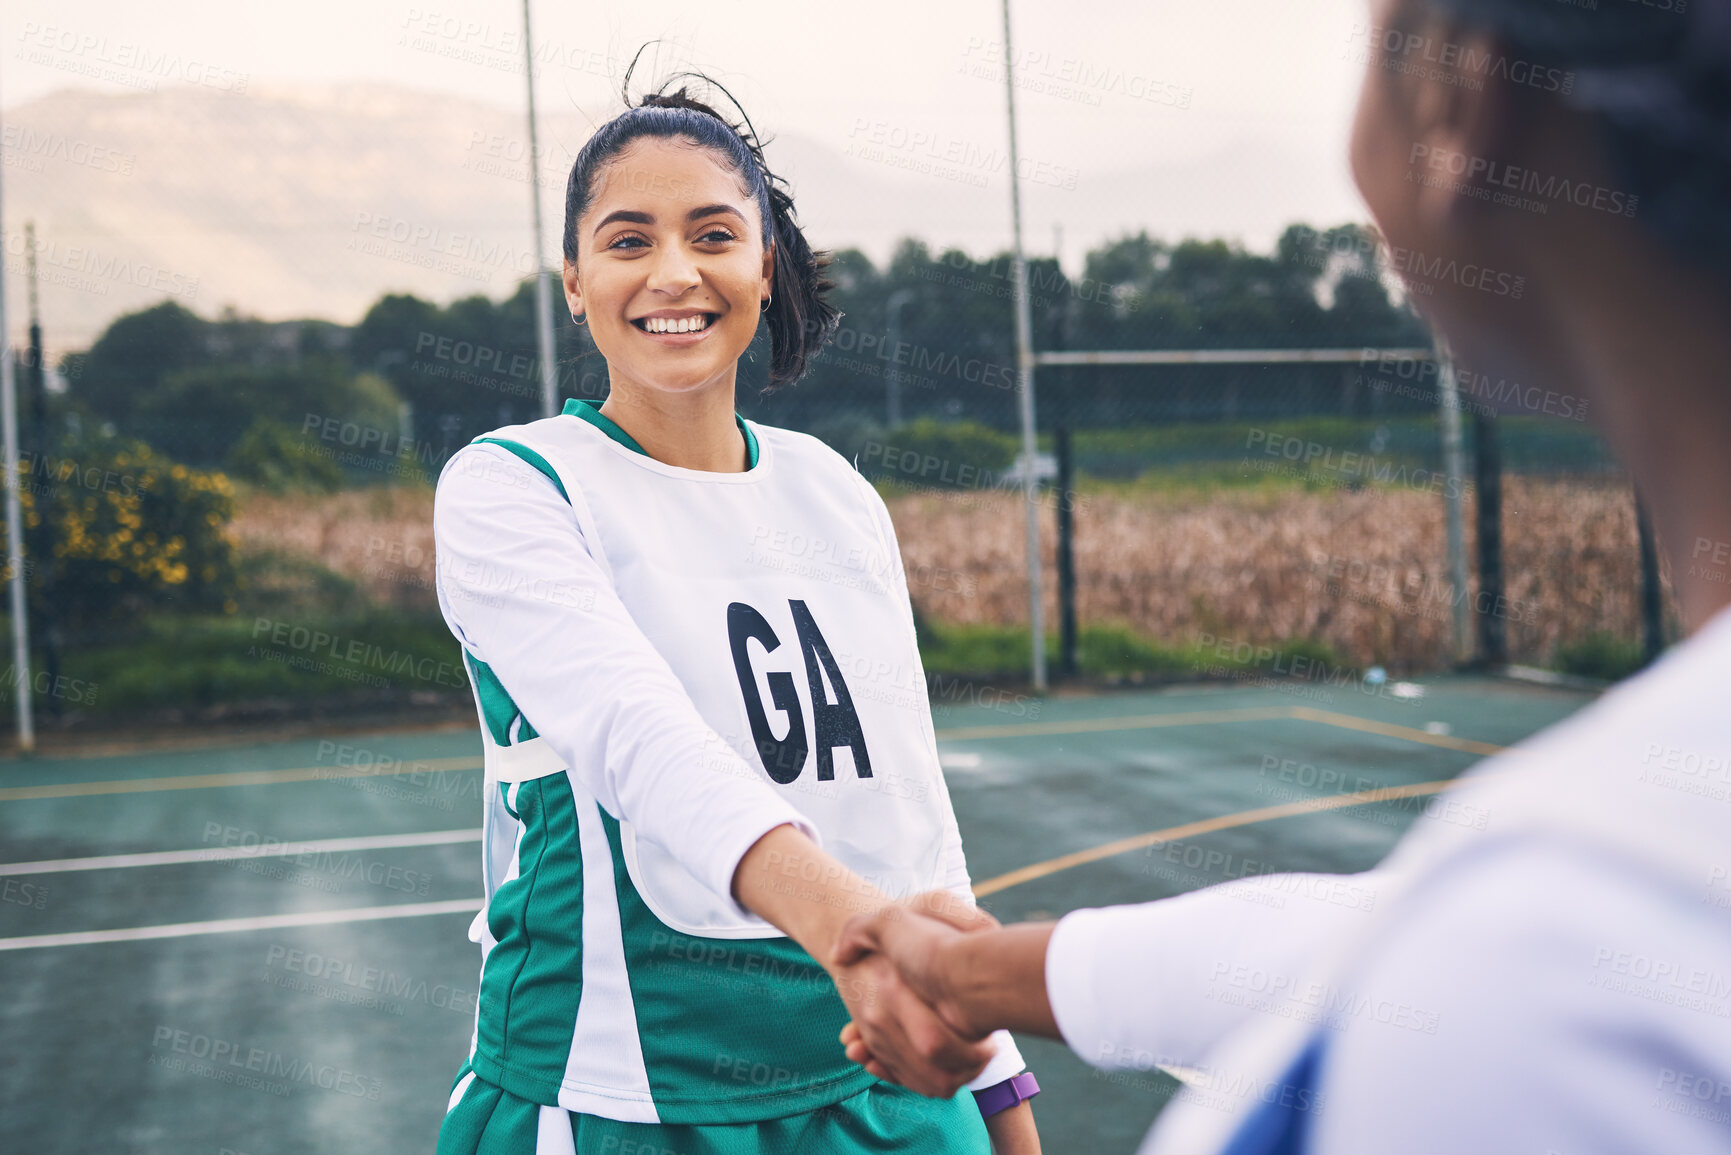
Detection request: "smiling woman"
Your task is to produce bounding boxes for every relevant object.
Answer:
[428,63,1042,1155]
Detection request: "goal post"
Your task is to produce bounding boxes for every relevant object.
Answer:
[1022,344,1487,679]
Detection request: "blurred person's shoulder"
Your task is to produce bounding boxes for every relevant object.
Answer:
[1314,828,1731,1153]
[1311,620,1731,1148]
[1463,605,1731,863]
[1384,604,1731,923]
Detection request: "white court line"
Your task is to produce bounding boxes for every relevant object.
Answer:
[0,897,484,951]
[0,828,482,876]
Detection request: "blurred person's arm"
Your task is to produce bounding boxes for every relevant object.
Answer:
[840,869,1388,1074]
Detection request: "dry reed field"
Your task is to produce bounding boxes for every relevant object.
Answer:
[234,476,1662,672]
[882,476,1661,671]
[235,486,440,610]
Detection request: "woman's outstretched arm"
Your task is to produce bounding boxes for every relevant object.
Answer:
[732,823,1002,1099]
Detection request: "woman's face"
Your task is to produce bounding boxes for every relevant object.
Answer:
[565,136,774,397]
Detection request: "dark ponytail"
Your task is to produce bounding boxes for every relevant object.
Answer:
[562,53,841,389]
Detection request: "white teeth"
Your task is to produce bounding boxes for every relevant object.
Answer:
[643,315,709,334]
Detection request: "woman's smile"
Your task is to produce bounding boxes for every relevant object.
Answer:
[631,309,722,342]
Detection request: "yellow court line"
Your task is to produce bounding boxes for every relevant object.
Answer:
[934,705,1297,743]
[1286,706,1506,757]
[0,757,484,802]
[973,777,1470,898]
[970,710,1508,897]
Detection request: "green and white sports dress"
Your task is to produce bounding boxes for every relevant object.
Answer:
[430,399,1021,1152]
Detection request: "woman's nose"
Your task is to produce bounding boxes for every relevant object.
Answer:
[647,243,701,293]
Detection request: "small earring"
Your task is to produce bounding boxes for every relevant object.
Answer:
[760,293,772,313]
[571,312,587,326]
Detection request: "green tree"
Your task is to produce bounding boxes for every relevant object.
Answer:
[64,300,210,426]
[141,360,401,467]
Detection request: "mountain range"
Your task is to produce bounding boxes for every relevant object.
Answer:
[1,81,1361,360]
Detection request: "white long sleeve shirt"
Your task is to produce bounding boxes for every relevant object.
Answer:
[1047,606,1731,1153]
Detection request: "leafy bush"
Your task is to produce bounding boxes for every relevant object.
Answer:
[11,432,241,631]
[856,417,1020,489]
[1553,632,1647,682]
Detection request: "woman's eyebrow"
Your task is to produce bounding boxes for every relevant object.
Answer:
[686,203,747,225]
[592,204,748,237]
[593,209,652,237]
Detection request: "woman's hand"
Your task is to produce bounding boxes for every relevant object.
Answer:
[835,892,991,1047]
[731,828,999,1097]
[827,943,997,1098]
[829,890,1002,1093]
[837,896,1063,1078]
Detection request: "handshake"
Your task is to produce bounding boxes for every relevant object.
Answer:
[825,890,1058,1099]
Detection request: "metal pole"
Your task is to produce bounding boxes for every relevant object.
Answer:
[1000,0,1046,692]
[25,221,57,719]
[521,0,559,419]
[885,289,913,430]
[0,95,35,751]
[1436,357,1471,663]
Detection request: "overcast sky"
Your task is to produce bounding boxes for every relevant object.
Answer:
[2,0,1379,352]
[4,0,1373,235]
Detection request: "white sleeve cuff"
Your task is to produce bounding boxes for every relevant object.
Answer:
[1045,906,1159,1070]
[965,1029,1027,1090]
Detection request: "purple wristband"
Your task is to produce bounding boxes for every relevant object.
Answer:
[973,1071,1040,1118]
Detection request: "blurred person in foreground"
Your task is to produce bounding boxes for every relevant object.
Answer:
[836,0,1731,1150]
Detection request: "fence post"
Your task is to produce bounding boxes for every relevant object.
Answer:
[1055,424,1077,678]
[1636,495,1665,663]
[1050,284,1077,680]
[1472,411,1507,667]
